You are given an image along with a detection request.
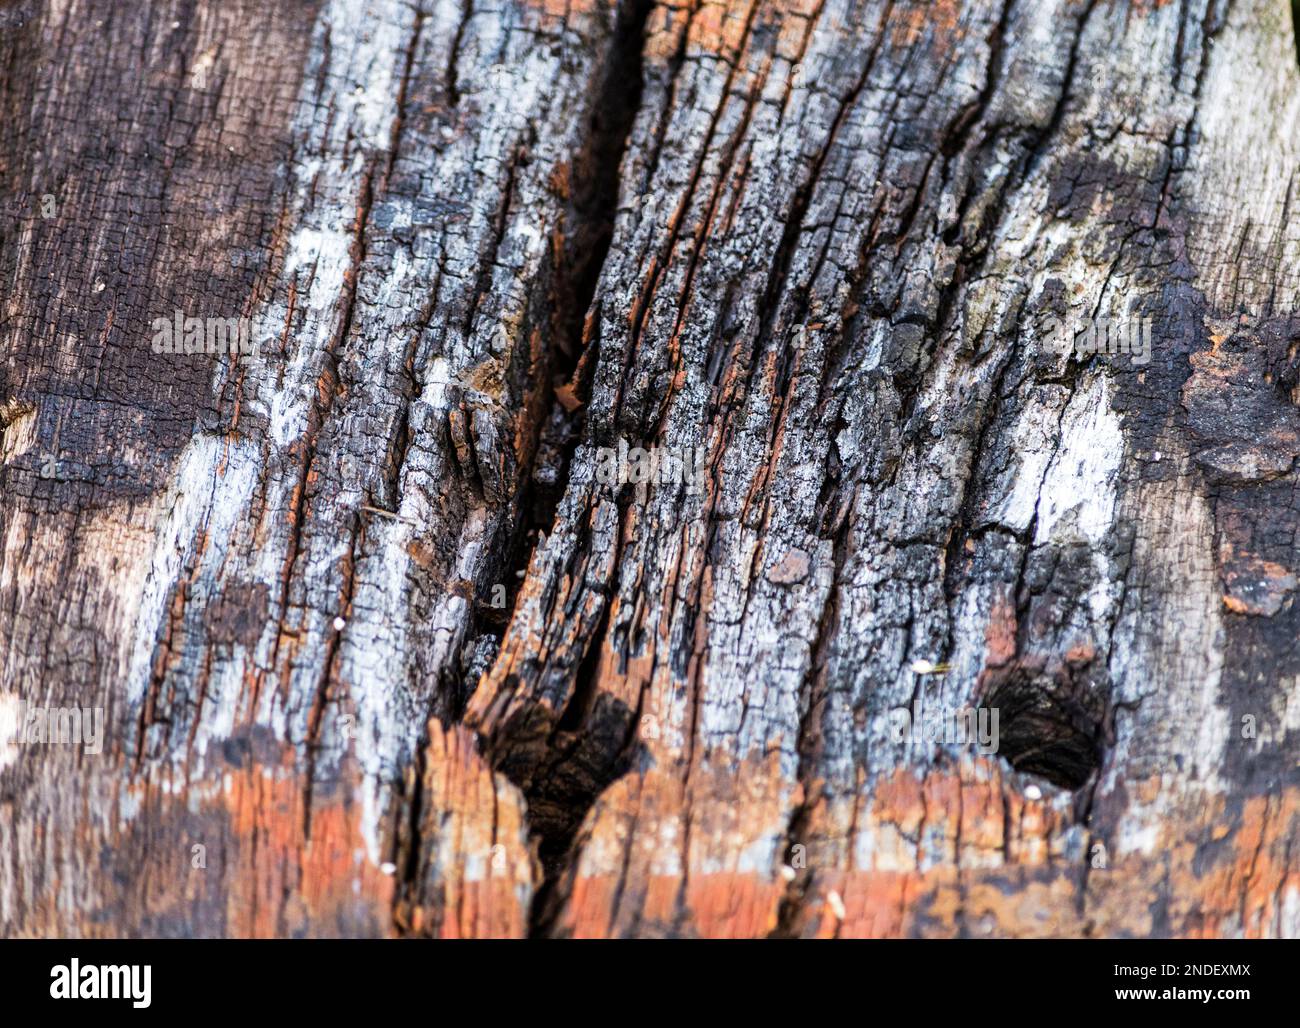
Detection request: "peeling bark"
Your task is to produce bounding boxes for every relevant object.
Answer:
[2,0,1299,938]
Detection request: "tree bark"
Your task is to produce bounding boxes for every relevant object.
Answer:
[2,0,1299,938]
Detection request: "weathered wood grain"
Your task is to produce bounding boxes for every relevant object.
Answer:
[2,0,1299,937]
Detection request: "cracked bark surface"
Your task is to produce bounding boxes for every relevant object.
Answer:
[2,0,1299,937]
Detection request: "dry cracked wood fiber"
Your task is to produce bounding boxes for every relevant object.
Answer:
[1,0,1298,938]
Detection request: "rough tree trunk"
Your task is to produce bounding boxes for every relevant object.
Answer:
[1,0,1298,938]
